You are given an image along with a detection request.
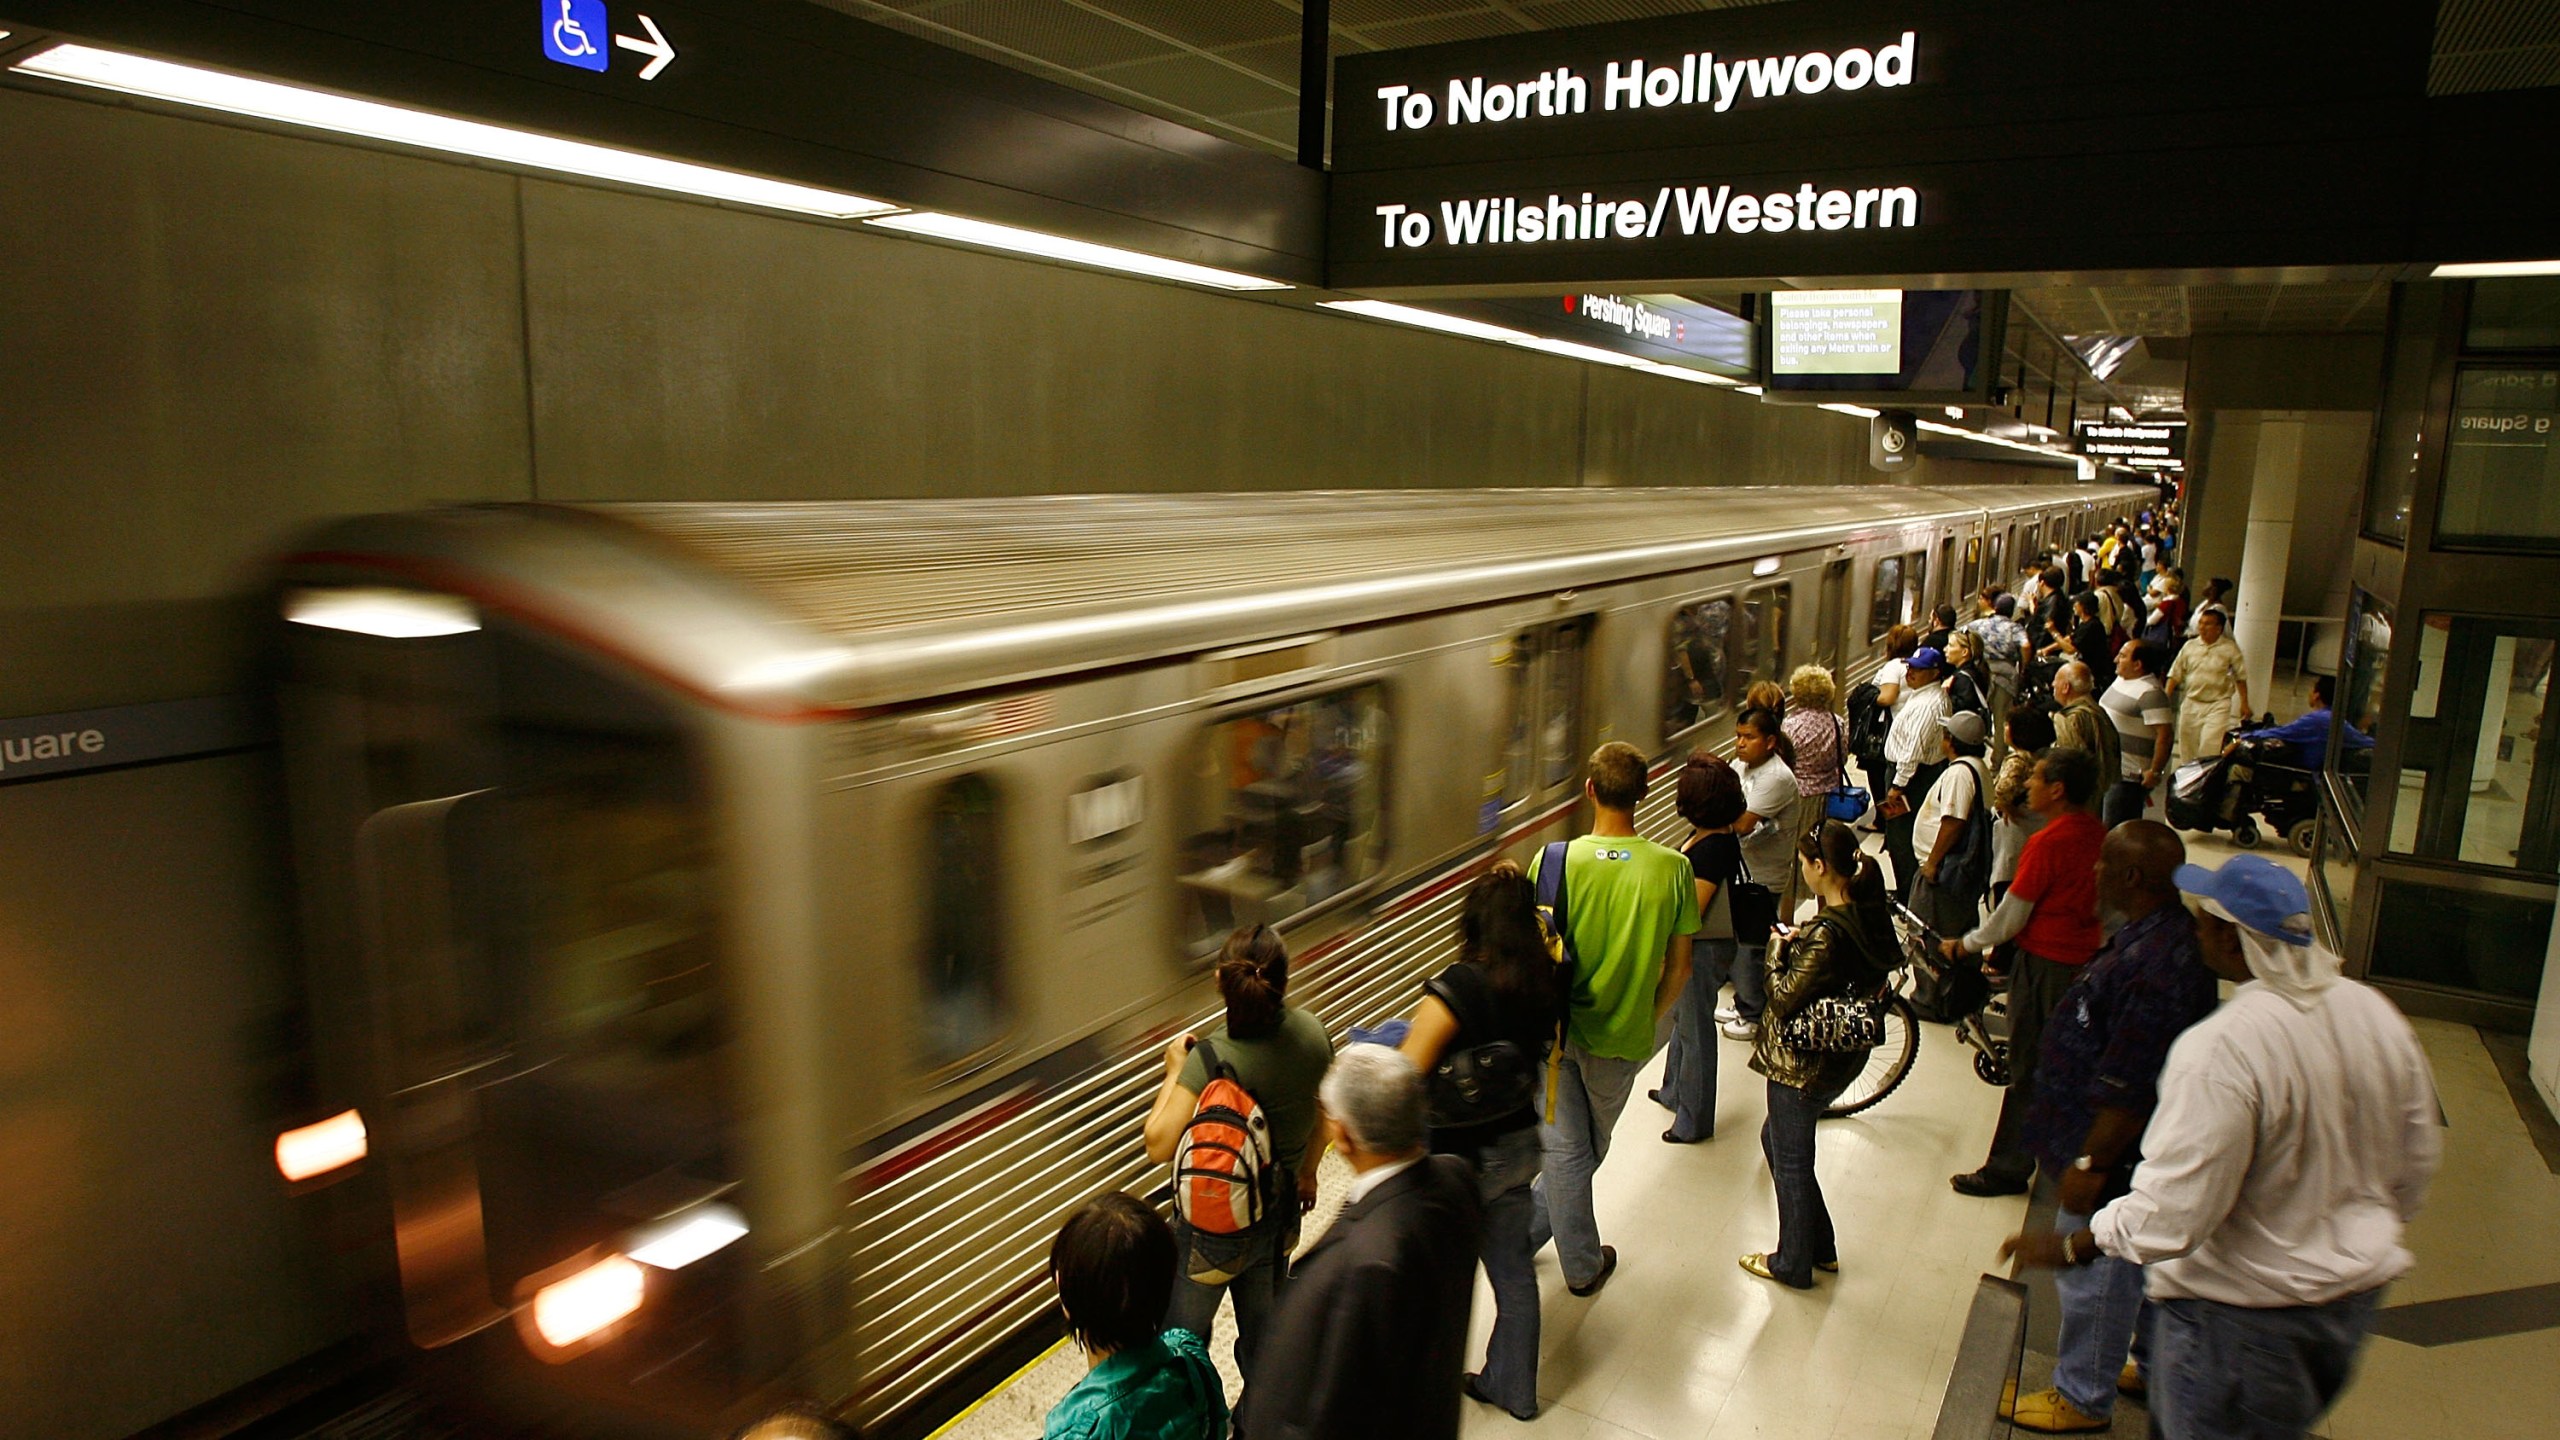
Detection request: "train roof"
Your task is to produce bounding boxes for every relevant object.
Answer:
[284,484,2149,717]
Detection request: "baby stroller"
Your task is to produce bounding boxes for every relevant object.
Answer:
[2168,728,2321,855]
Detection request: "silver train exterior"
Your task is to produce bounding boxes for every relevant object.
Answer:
[269,483,2149,1434]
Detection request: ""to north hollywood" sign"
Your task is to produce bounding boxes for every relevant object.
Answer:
[1371,30,1919,135]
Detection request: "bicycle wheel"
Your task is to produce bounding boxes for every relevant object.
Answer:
[1823,991,1920,1118]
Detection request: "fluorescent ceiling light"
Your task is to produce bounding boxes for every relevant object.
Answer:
[286,587,479,638]
[1819,402,1881,418]
[1321,299,1534,344]
[626,1204,748,1270]
[12,45,897,219]
[869,211,1287,291]
[2431,259,2560,278]
[1321,301,1745,387]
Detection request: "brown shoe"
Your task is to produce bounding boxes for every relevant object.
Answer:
[2119,1360,2147,1398]
[2009,1388,2109,1433]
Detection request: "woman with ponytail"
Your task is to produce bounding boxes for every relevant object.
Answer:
[1141,925,1333,1394]
[1739,821,1895,1288]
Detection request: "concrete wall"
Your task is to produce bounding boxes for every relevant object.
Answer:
[0,84,2047,1436]
[2187,411,2374,622]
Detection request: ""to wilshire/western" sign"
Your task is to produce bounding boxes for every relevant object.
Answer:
[1373,180,1920,252]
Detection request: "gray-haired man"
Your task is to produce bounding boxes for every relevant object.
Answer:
[1238,1046,1484,1440]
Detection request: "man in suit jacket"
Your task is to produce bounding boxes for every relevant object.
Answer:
[1234,1045,1484,1440]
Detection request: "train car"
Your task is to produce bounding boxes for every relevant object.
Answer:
[266,483,2148,1436]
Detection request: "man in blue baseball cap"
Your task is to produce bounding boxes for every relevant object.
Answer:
[2002,853,2442,1440]
[1879,645,1951,902]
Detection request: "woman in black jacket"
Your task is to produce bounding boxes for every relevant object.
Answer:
[1740,820,1895,1289]
[1401,863,1566,1421]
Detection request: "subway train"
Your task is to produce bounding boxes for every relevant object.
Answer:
[267,482,2148,1436]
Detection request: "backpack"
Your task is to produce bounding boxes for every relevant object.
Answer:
[1844,680,1887,757]
[1422,966,1543,1130]
[1172,1039,1276,1237]
[1934,757,1994,904]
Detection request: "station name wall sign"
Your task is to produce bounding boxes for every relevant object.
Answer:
[1327,0,2440,294]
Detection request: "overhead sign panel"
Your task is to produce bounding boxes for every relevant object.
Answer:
[2075,421,2188,473]
[1328,0,2434,294]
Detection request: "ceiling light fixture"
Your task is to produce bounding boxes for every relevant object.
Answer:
[285,587,479,638]
[868,211,1288,291]
[12,44,899,220]
[1320,301,1748,389]
[2430,259,2560,279]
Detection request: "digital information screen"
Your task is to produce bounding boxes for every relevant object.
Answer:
[1769,290,1905,376]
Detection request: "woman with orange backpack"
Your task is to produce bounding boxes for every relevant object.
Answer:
[1140,925,1333,1396]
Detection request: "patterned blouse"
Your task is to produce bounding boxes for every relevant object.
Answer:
[1782,705,1845,797]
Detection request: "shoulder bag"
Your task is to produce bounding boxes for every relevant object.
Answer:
[1774,921,1890,1053]
[1822,714,1872,824]
[1727,847,1779,948]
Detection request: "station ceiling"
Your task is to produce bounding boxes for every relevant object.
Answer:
[822,0,2560,156]
[812,0,2551,420]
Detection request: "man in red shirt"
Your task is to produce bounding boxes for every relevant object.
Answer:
[1939,745,2106,1197]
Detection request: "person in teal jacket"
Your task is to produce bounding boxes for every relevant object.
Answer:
[1043,1193,1229,1440]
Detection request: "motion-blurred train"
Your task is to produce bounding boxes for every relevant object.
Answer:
[268,483,2148,1436]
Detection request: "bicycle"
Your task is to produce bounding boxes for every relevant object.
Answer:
[1819,900,2011,1118]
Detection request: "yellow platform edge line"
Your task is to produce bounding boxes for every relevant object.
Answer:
[922,1335,1074,1439]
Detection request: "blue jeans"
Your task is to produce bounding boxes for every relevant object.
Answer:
[1660,938,1735,1140]
[1761,1075,1848,1286]
[1730,940,1768,1021]
[1529,1045,1642,1288]
[1468,1126,1545,1416]
[1165,1210,1297,1386]
[2150,1289,2383,1440]
[2052,1208,2148,1419]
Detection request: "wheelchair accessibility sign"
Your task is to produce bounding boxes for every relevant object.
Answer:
[542,2,678,80]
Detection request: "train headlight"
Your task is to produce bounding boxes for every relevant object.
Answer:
[626,1203,748,1270]
[528,1254,646,1352]
[275,1110,367,1183]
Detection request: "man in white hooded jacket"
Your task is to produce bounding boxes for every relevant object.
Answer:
[2002,854,2441,1440]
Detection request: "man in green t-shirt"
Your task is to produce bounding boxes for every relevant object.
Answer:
[1525,742,1699,1296]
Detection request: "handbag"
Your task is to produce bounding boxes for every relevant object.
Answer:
[1728,849,1779,948]
[1774,919,1889,1053]
[1822,716,1871,823]
[1423,967,1543,1129]
[1778,993,1887,1052]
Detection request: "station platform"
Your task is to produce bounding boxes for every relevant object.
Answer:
[940,824,2560,1440]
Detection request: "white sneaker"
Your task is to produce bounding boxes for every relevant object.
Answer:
[1714,1001,1742,1025]
[1720,1018,1760,1041]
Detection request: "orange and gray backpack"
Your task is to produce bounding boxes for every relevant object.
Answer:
[1172,1040,1276,1236]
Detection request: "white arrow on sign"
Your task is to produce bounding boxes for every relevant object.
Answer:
[614,13,676,80]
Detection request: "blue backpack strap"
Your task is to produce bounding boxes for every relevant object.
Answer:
[1537,840,1576,964]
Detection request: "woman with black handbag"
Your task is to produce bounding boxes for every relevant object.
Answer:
[1399,864,1568,1421]
[1739,821,1896,1289]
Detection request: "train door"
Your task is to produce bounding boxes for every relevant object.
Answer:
[1493,617,1595,824]
[1817,559,1852,673]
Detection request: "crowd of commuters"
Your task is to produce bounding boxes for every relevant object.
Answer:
[1022,508,2439,1440]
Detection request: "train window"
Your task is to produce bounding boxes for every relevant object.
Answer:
[1962,537,1982,599]
[1736,584,1791,699]
[1867,558,1902,642]
[1180,685,1389,954]
[1903,550,1928,626]
[1665,597,1734,739]
[1984,531,2006,594]
[922,774,1010,1068]
[2022,522,2043,568]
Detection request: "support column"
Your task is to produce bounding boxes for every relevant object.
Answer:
[2235,413,2303,717]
